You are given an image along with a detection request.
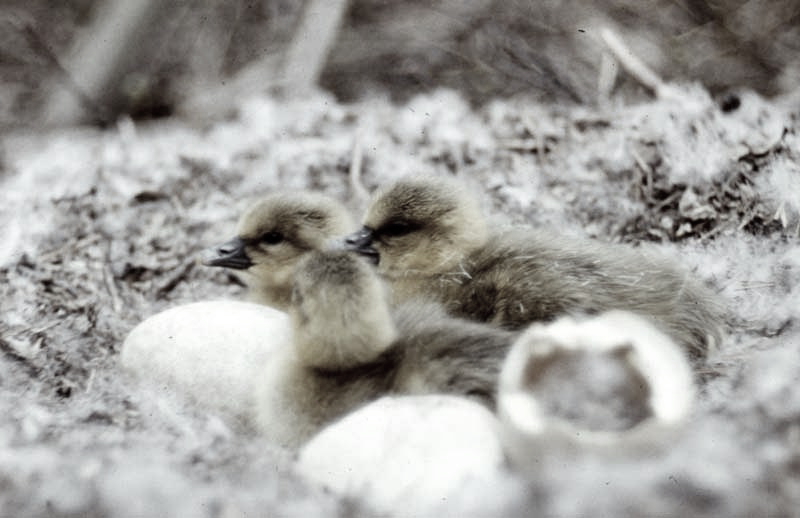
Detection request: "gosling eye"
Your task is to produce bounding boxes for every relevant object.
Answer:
[260,231,284,245]
[380,220,420,238]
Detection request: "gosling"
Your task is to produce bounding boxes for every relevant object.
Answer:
[255,250,514,448]
[203,191,355,309]
[344,175,724,360]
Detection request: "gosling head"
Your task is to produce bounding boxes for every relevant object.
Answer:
[344,176,488,278]
[203,192,355,309]
[290,250,397,370]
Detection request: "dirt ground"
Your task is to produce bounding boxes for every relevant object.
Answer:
[1,85,799,516]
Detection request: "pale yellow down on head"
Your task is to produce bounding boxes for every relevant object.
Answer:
[361,175,488,277]
[204,191,355,309]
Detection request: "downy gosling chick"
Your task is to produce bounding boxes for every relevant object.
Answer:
[255,250,514,448]
[345,176,724,360]
[203,191,355,309]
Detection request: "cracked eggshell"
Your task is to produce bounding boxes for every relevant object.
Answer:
[498,310,695,470]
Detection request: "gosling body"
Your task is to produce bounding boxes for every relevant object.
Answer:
[255,250,514,448]
[346,176,724,360]
[424,227,720,359]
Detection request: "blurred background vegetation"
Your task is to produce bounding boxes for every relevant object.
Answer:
[1,0,798,128]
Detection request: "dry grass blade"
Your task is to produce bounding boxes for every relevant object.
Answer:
[599,27,678,100]
[40,0,164,126]
[6,16,106,124]
[281,0,350,95]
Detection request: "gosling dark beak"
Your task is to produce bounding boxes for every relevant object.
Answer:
[201,237,253,269]
[344,227,379,265]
